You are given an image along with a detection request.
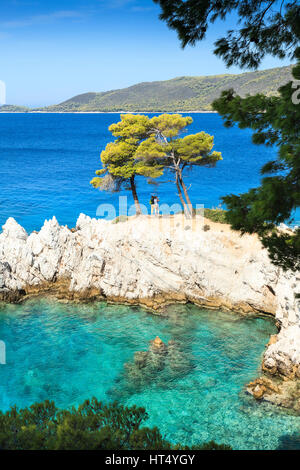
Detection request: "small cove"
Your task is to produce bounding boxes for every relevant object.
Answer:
[0,298,299,450]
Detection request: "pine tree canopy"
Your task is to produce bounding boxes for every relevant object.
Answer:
[109,113,151,140]
[91,115,164,189]
[90,140,137,190]
[173,132,222,165]
[150,113,193,137]
[153,0,300,69]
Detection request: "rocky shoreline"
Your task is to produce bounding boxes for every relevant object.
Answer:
[0,213,299,410]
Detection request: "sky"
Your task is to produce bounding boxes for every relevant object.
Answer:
[0,0,293,106]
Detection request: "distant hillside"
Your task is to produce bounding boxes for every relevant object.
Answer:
[0,105,30,112]
[1,65,294,113]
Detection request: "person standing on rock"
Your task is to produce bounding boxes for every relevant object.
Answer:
[150,195,155,216]
[153,195,159,216]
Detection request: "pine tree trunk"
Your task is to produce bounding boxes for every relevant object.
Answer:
[176,173,191,218]
[130,175,142,216]
[178,171,194,217]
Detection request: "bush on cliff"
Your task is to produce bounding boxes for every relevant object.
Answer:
[0,398,231,450]
[203,208,228,224]
[112,215,128,224]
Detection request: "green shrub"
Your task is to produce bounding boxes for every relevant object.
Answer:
[0,399,232,450]
[203,208,228,224]
[112,215,128,224]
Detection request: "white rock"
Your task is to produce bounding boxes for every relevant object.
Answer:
[2,218,28,240]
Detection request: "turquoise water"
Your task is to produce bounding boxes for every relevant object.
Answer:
[0,298,299,450]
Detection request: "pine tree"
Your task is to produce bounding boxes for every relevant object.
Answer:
[90,114,163,215]
[136,114,222,217]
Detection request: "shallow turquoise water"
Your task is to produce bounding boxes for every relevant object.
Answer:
[0,298,299,450]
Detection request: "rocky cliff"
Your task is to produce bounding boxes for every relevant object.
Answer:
[0,213,299,407]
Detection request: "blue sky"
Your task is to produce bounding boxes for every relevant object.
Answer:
[0,0,292,106]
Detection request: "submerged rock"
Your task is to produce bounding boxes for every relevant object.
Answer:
[122,337,193,390]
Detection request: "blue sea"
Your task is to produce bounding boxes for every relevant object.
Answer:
[0,113,299,450]
[1,112,297,233]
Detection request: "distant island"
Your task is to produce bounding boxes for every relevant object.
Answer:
[0,105,33,113]
[1,65,293,113]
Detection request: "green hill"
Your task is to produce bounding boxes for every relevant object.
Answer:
[0,105,30,112]
[1,65,294,113]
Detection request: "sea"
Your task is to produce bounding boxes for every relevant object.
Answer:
[1,112,297,232]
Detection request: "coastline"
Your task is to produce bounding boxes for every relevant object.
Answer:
[0,110,218,114]
[0,212,299,411]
